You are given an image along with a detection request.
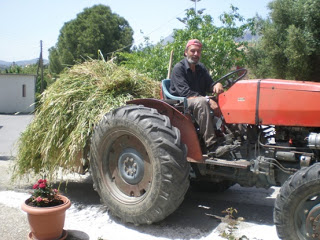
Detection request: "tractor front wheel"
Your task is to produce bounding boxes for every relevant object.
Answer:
[274,163,320,240]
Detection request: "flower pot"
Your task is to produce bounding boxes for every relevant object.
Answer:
[21,195,71,240]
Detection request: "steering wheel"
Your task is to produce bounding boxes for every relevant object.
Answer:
[213,68,247,88]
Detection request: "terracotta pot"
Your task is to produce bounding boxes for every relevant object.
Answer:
[21,195,71,240]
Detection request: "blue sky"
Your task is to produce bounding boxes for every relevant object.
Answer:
[0,0,271,62]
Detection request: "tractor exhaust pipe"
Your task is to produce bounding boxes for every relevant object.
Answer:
[308,133,320,149]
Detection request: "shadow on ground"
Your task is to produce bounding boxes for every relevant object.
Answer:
[0,156,13,161]
[122,186,276,239]
[52,175,101,206]
[67,230,90,240]
[54,176,276,240]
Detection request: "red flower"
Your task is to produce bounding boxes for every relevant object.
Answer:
[29,179,60,207]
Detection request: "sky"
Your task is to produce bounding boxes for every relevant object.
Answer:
[0,0,272,62]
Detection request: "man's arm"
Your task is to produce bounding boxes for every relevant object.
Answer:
[202,67,224,95]
[201,64,223,95]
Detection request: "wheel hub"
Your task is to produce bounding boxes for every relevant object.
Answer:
[306,203,320,239]
[118,148,144,185]
[104,132,152,198]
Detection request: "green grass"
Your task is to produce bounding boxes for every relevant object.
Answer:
[13,60,160,179]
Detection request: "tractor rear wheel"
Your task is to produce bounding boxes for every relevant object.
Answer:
[89,105,190,224]
[274,163,320,240]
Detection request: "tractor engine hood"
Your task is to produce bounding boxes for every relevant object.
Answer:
[219,79,320,127]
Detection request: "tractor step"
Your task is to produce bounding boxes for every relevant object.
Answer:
[204,158,251,169]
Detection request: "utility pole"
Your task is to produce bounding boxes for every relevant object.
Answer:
[40,40,44,93]
[191,0,201,14]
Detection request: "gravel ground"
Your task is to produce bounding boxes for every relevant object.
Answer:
[0,114,280,240]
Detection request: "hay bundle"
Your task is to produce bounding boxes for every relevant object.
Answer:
[14,60,160,177]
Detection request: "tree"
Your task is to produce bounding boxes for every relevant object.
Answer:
[49,4,133,74]
[4,64,22,74]
[119,6,251,81]
[48,47,64,75]
[173,6,250,79]
[247,0,320,81]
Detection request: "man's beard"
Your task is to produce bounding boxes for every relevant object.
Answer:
[186,56,199,65]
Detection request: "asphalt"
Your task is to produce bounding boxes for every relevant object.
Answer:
[0,114,33,239]
[0,201,29,239]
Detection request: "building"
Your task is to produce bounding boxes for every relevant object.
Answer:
[0,74,36,114]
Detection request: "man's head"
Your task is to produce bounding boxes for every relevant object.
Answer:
[185,39,202,65]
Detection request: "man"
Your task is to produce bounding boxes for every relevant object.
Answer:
[169,39,230,157]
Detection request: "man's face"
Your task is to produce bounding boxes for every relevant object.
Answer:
[185,45,202,65]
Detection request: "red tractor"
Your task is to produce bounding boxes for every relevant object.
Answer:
[89,69,320,240]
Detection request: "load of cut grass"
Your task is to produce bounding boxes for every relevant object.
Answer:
[14,60,160,178]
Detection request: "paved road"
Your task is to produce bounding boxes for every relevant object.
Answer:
[0,114,33,158]
[0,114,33,239]
[0,114,280,240]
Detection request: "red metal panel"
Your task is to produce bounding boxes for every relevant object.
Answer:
[258,79,320,127]
[219,79,320,127]
[219,80,258,124]
[127,99,203,162]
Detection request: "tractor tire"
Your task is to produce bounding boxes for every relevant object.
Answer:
[274,163,320,240]
[89,105,190,224]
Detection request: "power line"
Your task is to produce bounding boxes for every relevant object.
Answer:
[104,2,195,57]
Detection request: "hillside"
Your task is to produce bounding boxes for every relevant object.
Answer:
[0,59,49,70]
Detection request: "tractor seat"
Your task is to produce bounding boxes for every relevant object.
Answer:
[161,79,188,113]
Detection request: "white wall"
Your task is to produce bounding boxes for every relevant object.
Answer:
[0,74,36,114]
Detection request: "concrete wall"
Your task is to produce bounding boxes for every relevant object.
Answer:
[0,74,36,114]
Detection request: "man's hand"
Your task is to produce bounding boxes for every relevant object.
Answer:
[208,98,218,110]
[213,82,224,95]
[208,98,222,117]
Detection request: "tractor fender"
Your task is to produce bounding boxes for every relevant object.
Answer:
[127,98,203,162]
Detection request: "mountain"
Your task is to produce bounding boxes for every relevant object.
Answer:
[0,59,49,70]
[0,60,12,70]
[162,34,174,45]
[237,30,260,42]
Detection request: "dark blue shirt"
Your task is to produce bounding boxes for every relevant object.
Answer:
[169,58,214,98]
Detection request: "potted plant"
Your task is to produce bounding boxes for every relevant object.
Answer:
[21,179,71,240]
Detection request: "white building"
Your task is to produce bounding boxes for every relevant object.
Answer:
[0,74,36,114]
